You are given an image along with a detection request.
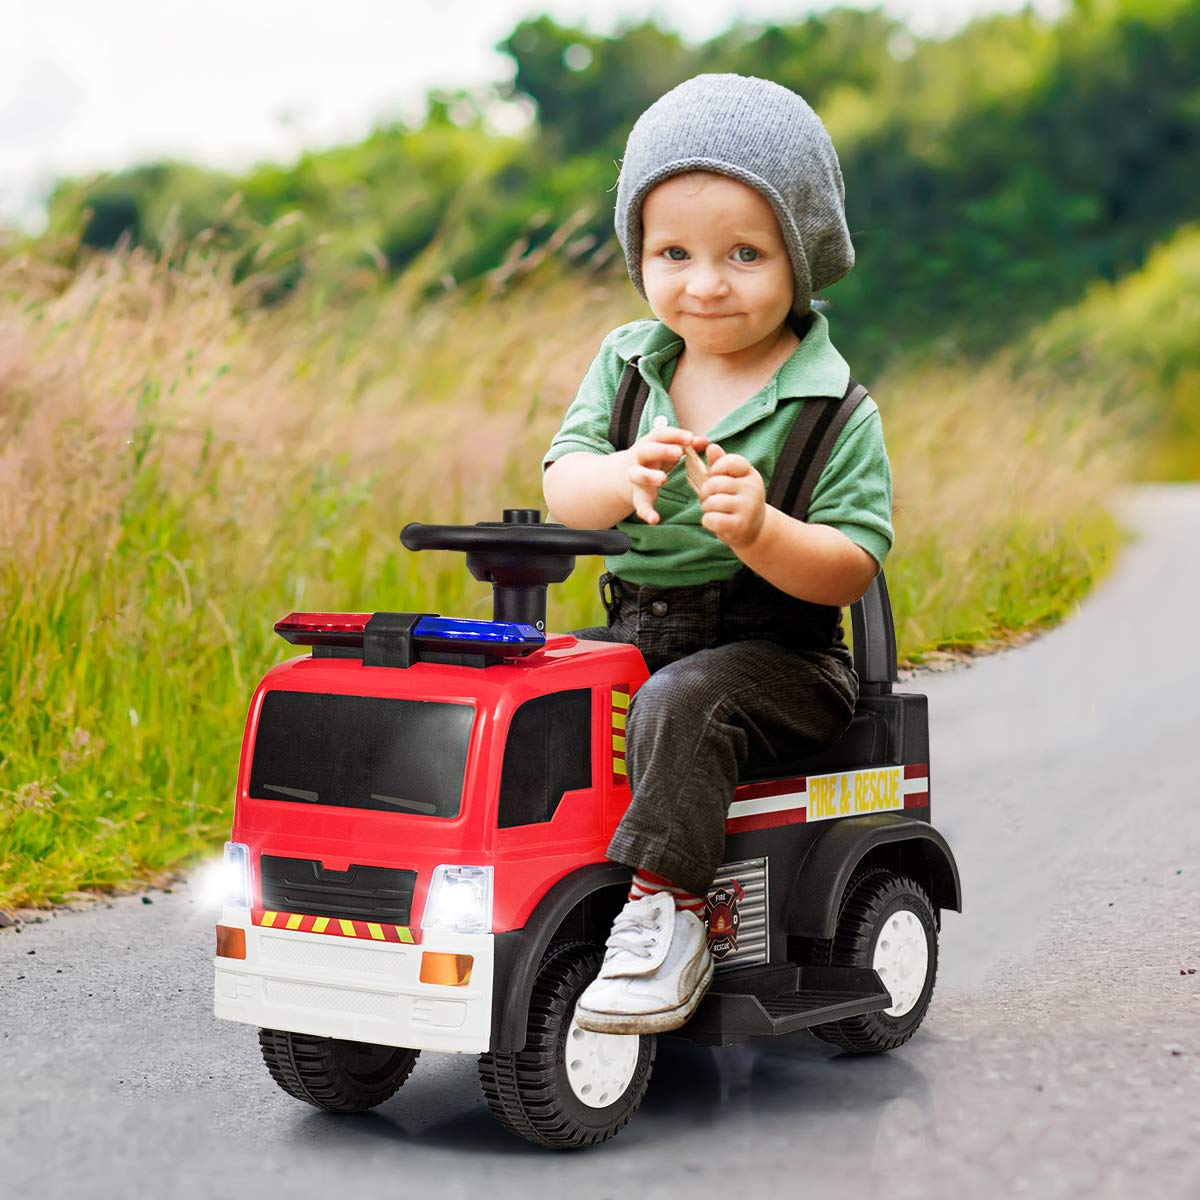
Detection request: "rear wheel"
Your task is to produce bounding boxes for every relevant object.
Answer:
[259,1028,420,1112]
[810,870,938,1054]
[478,941,656,1149]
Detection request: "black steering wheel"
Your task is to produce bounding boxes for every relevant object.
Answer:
[400,509,629,630]
[400,515,628,558]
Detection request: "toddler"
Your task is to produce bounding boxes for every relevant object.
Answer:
[542,74,893,1034]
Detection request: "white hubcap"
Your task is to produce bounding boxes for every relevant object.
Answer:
[564,1011,640,1108]
[872,908,929,1017]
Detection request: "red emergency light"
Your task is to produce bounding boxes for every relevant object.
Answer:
[274,613,372,647]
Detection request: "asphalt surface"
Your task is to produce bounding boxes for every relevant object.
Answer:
[2,483,1197,1199]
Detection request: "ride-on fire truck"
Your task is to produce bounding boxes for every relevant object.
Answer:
[213,509,961,1149]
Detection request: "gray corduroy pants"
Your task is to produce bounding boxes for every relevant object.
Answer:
[572,571,859,896]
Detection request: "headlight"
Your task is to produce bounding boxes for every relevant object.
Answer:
[421,865,493,934]
[222,842,251,909]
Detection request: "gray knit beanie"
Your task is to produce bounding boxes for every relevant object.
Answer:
[614,73,854,320]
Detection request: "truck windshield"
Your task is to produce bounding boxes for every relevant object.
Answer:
[248,691,475,818]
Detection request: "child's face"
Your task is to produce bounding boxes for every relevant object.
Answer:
[640,172,795,354]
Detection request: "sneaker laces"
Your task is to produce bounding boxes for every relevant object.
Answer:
[602,908,662,964]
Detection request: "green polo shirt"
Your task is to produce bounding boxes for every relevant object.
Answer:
[543,309,893,586]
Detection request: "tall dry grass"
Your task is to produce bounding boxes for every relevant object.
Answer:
[0,244,1133,908]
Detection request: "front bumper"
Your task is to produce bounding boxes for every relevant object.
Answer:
[213,907,494,1054]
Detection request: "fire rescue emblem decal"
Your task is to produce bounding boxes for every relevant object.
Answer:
[705,879,745,960]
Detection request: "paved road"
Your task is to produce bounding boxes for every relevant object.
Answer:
[2,485,1197,1199]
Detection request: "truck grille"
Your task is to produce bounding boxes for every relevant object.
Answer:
[707,857,768,972]
[259,855,416,925]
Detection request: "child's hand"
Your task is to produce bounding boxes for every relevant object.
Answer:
[699,442,766,551]
[623,425,708,525]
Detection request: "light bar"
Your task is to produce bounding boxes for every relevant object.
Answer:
[273,612,546,658]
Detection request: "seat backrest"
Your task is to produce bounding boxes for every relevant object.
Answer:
[849,571,898,694]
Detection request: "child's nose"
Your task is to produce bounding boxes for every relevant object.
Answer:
[684,262,730,299]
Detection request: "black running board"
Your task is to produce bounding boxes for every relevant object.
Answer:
[673,963,892,1046]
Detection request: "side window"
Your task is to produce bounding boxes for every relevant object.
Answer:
[498,690,592,829]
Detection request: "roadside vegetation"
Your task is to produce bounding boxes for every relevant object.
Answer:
[0,242,1135,909]
[2,0,1195,908]
[32,0,1199,378]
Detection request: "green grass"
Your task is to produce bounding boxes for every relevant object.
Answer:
[0,244,1142,910]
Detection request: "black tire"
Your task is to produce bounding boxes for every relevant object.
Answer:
[478,941,657,1149]
[258,1028,420,1112]
[810,870,939,1054]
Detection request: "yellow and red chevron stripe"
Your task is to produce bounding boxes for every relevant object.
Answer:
[611,686,630,785]
[251,908,418,944]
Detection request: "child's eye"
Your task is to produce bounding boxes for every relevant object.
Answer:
[663,247,688,262]
[733,246,760,262]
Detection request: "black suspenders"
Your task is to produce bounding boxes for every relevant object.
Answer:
[606,354,653,454]
[769,376,870,521]
[607,357,870,523]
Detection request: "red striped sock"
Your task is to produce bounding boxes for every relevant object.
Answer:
[629,868,705,915]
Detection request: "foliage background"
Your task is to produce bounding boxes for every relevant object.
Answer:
[1,0,1196,907]
[35,0,1200,435]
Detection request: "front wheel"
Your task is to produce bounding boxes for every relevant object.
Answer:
[259,1028,420,1112]
[478,941,656,1149]
[810,870,939,1053]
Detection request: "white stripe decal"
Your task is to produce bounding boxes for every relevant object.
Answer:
[727,790,807,820]
[902,777,928,796]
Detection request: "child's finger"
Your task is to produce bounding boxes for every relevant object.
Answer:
[628,464,667,489]
[643,426,694,448]
[633,493,660,524]
[699,474,741,500]
[701,510,732,539]
[700,492,739,514]
[707,453,751,477]
[704,441,725,467]
[635,440,684,469]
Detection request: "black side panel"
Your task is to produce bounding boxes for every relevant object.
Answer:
[491,864,630,1051]
[892,692,930,766]
[259,855,417,925]
[736,691,929,782]
[498,690,591,828]
[739,710,888,781]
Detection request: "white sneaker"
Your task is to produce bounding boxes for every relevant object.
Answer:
[574,893,714,1035]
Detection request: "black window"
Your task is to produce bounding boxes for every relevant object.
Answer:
[248,691,474,818]
[498,690,591,829]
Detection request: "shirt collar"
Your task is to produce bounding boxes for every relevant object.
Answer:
[610,309,851,406]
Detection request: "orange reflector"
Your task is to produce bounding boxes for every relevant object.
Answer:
[419,952,473,986]
[215,925,247,960]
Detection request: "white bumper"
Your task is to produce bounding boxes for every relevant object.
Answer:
[213,908,494,1054]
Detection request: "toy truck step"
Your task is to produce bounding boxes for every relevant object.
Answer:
[677,962,892,1046]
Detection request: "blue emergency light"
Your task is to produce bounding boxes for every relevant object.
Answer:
[412,616,540,643]
[411,616,545,653]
